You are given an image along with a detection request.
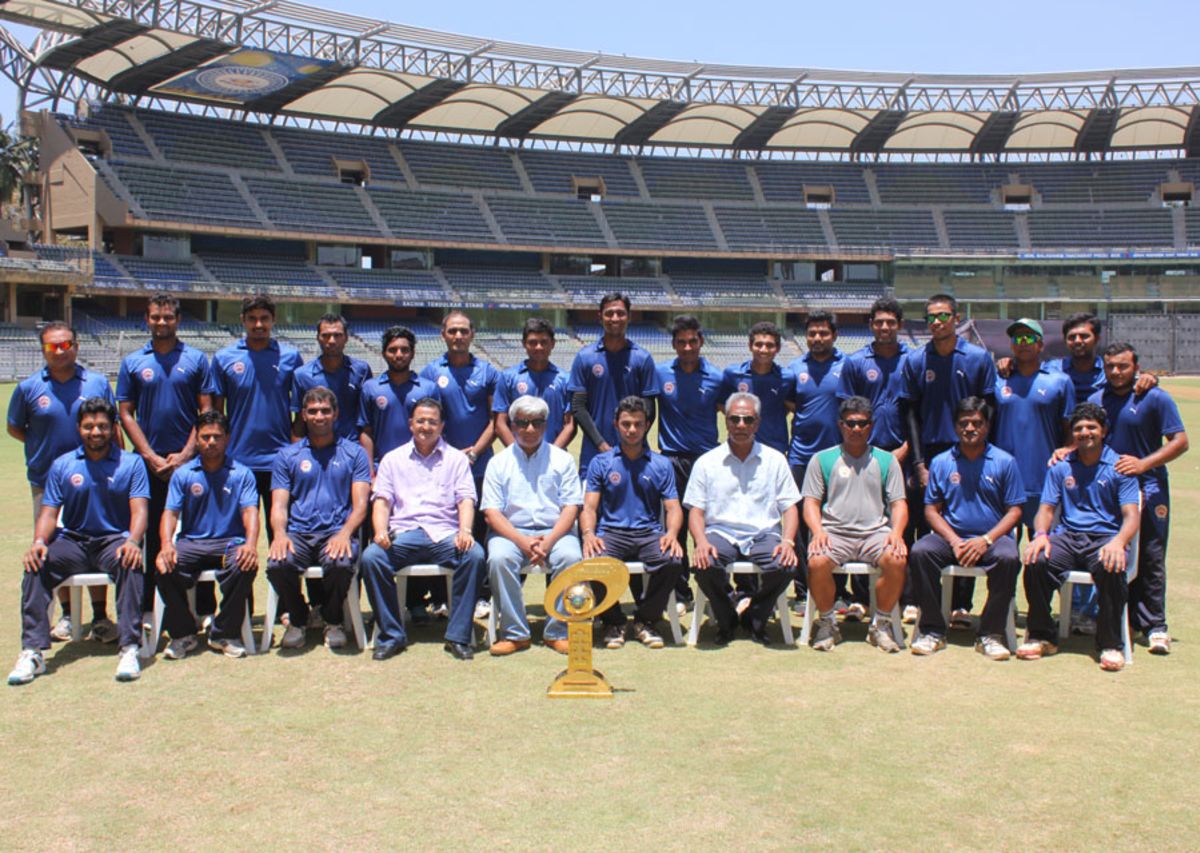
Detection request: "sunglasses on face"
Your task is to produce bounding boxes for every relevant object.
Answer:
[1011,334,1041,346]
[42,340,75,354]
[841,419,872,430]
[727,414,757,425]
[513,418,546,429]
[925,312,954,324]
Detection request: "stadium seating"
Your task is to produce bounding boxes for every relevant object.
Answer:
[1027,209,1174,249]
[486,196,608,247]
[271,127,407,185]
[115,255,213,294]
[243,177,379,236]
[671,274,778,306]
[1016,161,1168,204]
[829,209,941,249]
[198,253,336,299]
[108,162,261,227]
[714,207,827,252]
[639,157,755,201]
[398,141,523,191]
[518,149,641,197]
[441,266,558,303]
[137,109,279,171]
[754,161,871,204]
[873,164,1005,205]
[942,210,1020,250]
[556,276,672,304]
[369,188,496,243]
[326,268,449,304]
[600,202,719,250]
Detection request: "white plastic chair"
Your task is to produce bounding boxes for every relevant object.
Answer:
[48,573,154,658]
[1055,532,1139,666]
[260,566,369,653]
[687,561,794,646]
[147,569,255,658]
[924,564,1019,651]
[797,562,906,648]
[370,564,454,645]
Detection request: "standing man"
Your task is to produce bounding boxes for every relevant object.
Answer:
[582,396,685,651]
[717,320,792,456]
[117,293,211,619]
[267,387,372,651]
[493,317,574,449]
[8,321,119,642]
[293,313,372,442]
[207,294,303,543]
[358,325,440,466]
[481,395,583,656]
[1019,403,1141,671]
[908,398,1025,660]
[155,410,259,660]
[360,398,485,661]
[683,392,801,646]
[9,398,148,685]
[1090,343,1188,655]
[802,396,909,653]
[568,291,661,476]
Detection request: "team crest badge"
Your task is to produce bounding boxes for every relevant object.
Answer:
[592,363,605,377]
[1001,385,1013,397]
[437,375,450,388]
[375,396,388,409]
[69,473,84,487]
[950,472,961,484]
[663,381,675,395]
[737,381,749,393]
[1064,476,1076,489]
[300,460,313,473]
[141,367,155,382]
[1155,504,1168,519]
[925,369,935,383]
[517,381,529,394]
[36,395,50,409]
[866,369,879,381]
[608,471,621,485]
[190,482,204,496]
[798,372,810,384]
[232,362,245,375]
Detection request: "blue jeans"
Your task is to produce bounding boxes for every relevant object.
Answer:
[487,530,582,641]
[361,528,484,648]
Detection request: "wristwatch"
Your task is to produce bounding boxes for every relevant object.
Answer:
[466,450,478,463]
[982,533,994,546]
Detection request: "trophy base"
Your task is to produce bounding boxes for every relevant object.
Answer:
[546,668,613,699]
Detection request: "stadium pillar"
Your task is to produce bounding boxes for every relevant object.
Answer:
[4,282,14,323]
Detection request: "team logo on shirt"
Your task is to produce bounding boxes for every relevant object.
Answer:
[1064,476,1076,489]
[663,381,675,395]
[838,464,851,478]
[69,473,84,487]
[950,472,961,484]
[190,482,204,496]
[737,381,749,393]
[437,375,450,388]
[36,395,50,409]
[232,362,245,375]
[141,367,155,382]
[1001,385,1013,398]
[799,372,810,384]
[516,381,529,394]
[866,369,879,382]
[375,395,388,409]
[592,364,605,377]
[925,369,936,382]
[1155,504,1168,519]
[300,460,313,473]
[608,471,621,485]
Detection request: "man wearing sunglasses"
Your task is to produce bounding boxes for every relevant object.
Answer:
[8,321,120,643]
[481,395,582,656]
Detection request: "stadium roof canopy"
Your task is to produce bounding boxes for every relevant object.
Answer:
[3,0,1200,157]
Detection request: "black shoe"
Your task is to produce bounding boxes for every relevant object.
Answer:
[748,626,772,647]
[714,627,735,647]
[372,642,407,661]
[443,641,474,660]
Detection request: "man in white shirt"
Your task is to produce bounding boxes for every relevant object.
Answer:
[683,392,801,646]
[480,395,583,656]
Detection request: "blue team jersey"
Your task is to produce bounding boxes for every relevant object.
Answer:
[993,367,1075,498]
[292,356,373,442]
[1041,446,1140,536]
[568,339,660,470]
[926,444,1025,537]
[837,343,910,450]
[43,446,150,537]
[1048,355,1105,402]
[717,360,792,455]
[167,456,259,541]
[357,373,441,461]
[7,365,116,486]
[900,337,997,448]
[787,350,846,466]
[206,339,304,472]
[1089,386,1185,490]
[493,360,570,441]
[271,437,372,535]
[585,448,678,534]
[420,354,500,479]
[656,357,723,455]
[116,341,210,455]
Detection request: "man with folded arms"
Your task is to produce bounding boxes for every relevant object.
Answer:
[909,397,1024,660]
[481,395,582,656]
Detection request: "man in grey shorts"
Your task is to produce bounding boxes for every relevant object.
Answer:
[802,396,909,652]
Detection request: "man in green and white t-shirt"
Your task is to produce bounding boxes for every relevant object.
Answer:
[802,395,909,653]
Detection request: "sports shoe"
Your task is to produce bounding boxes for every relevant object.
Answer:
[323,624,347,649]
[810,616,841,651]
[868,619,902,653]
[114,645,141,681]
[1148,631,1171,655]
[50,615,73,642]
[489,638,531,656]
[902,605,920,625]
[431,602,449,620]
[473,599,492,620]
[88,617,119,644]
[910,633,946,655]
[949,608,973,630]
[306,609,325,630]
[1016,638,1058,660]
[632,621,664,649]
[975,634,1011,661]
[843,602,868,623]
[604,625,626,649]
[1099,649,1125,671]
[208,637,247,658]
[164,635,200,660]
[7,649,45,685]
[734,596,751,617]
[280,621,305,649]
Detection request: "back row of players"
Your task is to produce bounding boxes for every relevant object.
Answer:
[6,290,1187,682]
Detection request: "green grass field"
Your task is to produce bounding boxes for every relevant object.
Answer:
[2,380,1198,850]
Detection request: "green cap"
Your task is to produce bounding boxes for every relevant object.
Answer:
[1006,318,1044,339]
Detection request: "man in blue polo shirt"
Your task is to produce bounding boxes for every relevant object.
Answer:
[582,396,684,650]
[117,293,212,616]
[1089,342,1188,655]
[493,317,574,449]
[9,398,149,685]
[359,325,440,465]
[154,410,259,660]
[717,320,792,456]
[1019,403,1141,671]
[268,387,372,651]
[909,397,1025,660]
[8,321,119,642]
[293,313,372,442]
[206,294,303,543]
[568,291,660,475]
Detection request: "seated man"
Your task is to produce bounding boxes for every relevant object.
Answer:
[803,396,909,653]
[155,410,260,660]
[1019,402,1140,671]
[267,387,371,651]
[10,397,149,685]
[683,392,800,646]
[582,396,684,650]
[908,397,1024,660]
[481,395,582,656]
[360,398,485,661]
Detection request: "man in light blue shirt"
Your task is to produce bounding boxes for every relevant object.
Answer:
[480,395,583,656]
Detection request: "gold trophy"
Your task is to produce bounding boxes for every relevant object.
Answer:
[543,557,630,699]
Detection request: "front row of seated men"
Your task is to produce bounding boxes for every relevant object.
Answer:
[10,384,1143,684]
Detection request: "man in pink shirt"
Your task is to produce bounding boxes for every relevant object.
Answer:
[360,398,484,661]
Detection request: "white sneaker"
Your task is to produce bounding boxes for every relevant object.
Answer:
[431,602,449,620]
[473,599,491,620]
[164,635,200,661]
[50,615,73,642]
[910,633,946,655]
[902,605,920,625]
[114,645,141,682]
[8,649,45,685]
[324,624,347,649]
[975,634,1011,661]
[868,619,902,653]
[1148,631,1171,655]
[280,624,306,649]
[843,602,868,623]
[208,637,247,658]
